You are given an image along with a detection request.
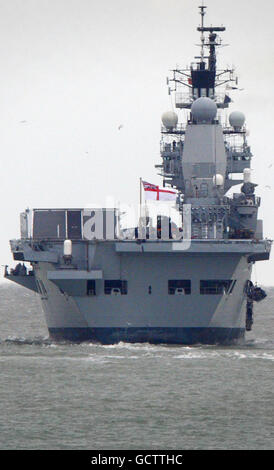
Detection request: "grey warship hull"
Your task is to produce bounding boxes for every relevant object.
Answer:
[7,237,271,344]
[49,328,245,345]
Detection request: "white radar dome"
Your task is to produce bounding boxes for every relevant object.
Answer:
[213,174,224,186]
[161,111,178,130]
[191,97,217,123]
[229,111,245,130]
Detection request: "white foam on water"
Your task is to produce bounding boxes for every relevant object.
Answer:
[228,351,247,359]
[174,350,220,360]
[174,354,207,360]
[98,354,135,360]
[77,347,274,363]
[173,349,274,361]
[99,341,172,354]
[84,356,110,364]
[248,352,274,361]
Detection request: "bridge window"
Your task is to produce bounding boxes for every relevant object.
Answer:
[168,280,191,295]
[200,88,207,97]
[200,280,234,295]
[104,280,128,295]
[67,210,82,239]
[87,280,96,296]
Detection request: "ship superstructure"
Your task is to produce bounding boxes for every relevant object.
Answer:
[5,6,271,344]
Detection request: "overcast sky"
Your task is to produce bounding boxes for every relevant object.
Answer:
[0,0,273,284]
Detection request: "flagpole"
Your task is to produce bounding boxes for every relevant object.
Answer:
[138,178,142,237]
[139,177,142,225]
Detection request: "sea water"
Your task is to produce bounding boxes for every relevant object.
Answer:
[0,282,273,450]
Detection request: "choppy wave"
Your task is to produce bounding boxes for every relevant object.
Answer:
[1,336,273,349]
[1,335,274,364]
[243,337,274,349]
[1,336,57,346]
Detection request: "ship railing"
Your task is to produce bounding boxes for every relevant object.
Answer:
[214,92,229,105]
[223,126,246,135]
[161,124,186,135]
[227,155,251,162]
[10,239,24,252]
[175,91,231,108]
[175,92,193,108]
[227,145,246,153]
[189,239,267,244]
[10,236,270,247]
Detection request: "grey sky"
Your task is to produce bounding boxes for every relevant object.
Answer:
[0,0,273,284]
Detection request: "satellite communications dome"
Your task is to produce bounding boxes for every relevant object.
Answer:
[213,174,224,186]
[161,111,178,129]
[229,111,245,130]
[191,97,217,123]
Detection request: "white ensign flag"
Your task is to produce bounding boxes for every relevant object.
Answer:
[142,181,177,201]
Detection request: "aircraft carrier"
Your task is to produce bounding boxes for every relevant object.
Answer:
[5,5,271,344]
